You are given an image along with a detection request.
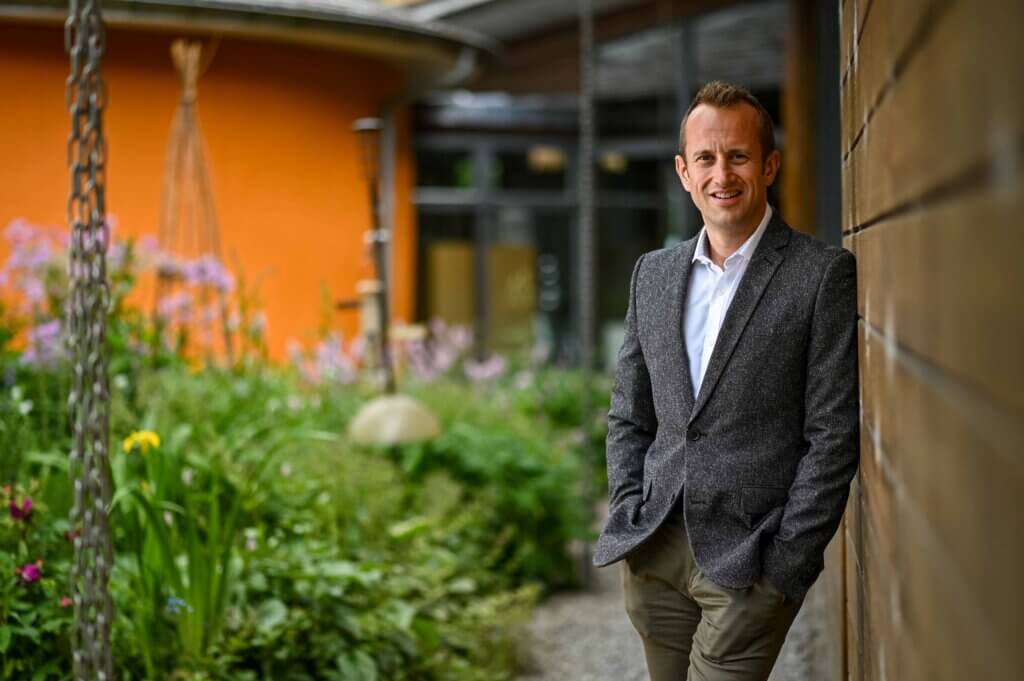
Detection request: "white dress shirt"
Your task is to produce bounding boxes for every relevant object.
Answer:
[684,205,773,398]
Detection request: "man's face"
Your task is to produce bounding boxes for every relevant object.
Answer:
[676,103,780,236]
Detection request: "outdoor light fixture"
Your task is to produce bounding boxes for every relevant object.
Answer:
[527,145,567,173]
[599,151,628,174]
[352,116,395,393]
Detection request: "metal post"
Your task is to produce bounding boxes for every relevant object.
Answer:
[354,118,396,393]
[577,0,597,587]
[674,17,701,241]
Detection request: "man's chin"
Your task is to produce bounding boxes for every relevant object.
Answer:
[702,206,761,233]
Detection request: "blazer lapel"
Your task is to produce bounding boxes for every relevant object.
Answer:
[688,216,791,424]
[666,238,698,417]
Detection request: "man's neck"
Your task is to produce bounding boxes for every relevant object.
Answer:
[704,206,768,268]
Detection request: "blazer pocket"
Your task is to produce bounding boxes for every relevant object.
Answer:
[631,480,653,525]
[740,485,788,530]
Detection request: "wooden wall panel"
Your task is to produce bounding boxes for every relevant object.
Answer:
[839,0,1024,679]
[860,328,1023,660]
[844,483,863,681]
[845,0,1024,229]
[845,0,934,151]
[849,180,1024,415]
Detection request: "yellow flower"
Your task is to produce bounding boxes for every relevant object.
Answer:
[123,430,161,456]
[141,480,152,496]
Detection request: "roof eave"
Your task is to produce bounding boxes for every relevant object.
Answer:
[0,0,499,81]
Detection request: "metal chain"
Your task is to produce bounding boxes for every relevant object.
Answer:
[65,0,115,677]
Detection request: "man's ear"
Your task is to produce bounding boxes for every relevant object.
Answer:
[675,154,692,193]
[763,149,781,186]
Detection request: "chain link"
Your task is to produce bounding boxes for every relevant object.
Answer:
[65,0,114,677]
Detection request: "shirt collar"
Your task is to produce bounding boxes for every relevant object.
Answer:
[693,204,773,268]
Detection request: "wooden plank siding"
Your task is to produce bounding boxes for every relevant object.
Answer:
[835,0,1024,679]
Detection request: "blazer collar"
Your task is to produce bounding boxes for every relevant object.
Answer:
[687,213,792,423]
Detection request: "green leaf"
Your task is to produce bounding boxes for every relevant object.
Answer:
[0,626,10,654]
[255,598,288,635]
[31,658,59,681]
[448,577,477,594]
[387,516,432,540]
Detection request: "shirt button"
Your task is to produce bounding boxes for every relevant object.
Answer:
[687,430,703,442]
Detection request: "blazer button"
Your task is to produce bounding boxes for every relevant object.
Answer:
[687,430,703,442]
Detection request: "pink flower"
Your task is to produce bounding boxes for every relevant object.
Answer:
[9,497,33,522]
[60,596,73,608]
[18,562,41,584]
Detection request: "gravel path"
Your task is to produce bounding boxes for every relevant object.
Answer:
[516,516,827,681]
[516,556,648,681]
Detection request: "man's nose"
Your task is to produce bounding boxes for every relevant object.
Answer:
[712,157,733,184]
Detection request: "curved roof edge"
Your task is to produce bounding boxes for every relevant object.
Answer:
[0,0,499,81]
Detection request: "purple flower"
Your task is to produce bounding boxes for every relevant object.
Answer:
[464,355,507,383]
[157,291,193,322]
[314,333,356,384]
[448,326,472,353]
[18,562,41,584]
[3,219,34,245]
[348,336,366,361]
[22,277,46,304]
[9,497,32,522]
[108,242,126,270]
[182,255,235,292]
[21,319,66,367]
[135,235,161,268]
[405,340,441,382]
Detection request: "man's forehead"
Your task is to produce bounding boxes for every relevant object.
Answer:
[686,105,760,146]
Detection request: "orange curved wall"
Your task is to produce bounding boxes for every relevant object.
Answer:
[0,23,417,361]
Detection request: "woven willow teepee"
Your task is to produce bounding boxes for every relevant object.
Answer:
[155,39,235,364]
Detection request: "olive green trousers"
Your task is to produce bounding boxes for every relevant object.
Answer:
[622,510,802,681]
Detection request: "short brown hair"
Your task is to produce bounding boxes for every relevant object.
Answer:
[678,81,776,161]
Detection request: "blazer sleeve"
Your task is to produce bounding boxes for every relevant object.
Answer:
[763,248,860,599]
[605,253,658,510]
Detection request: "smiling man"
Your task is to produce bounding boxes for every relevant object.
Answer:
[594,81,860,680]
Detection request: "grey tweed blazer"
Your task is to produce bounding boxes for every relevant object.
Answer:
[594,214,859,602]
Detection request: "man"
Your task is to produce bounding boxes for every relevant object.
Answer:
[594,81,859,681]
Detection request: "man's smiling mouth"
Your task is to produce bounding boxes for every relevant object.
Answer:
[710,190,741,199]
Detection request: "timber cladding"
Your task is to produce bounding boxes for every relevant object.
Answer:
[835,1,1024,680]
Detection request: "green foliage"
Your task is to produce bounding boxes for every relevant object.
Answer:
[0,484,75,681]
[1,360,596,679]
[0,221,604,678]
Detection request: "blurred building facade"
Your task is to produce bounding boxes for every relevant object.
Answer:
[0,0,493,358]
[406,0,839,365]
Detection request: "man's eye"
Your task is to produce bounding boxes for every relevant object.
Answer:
[731,153,749,162]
